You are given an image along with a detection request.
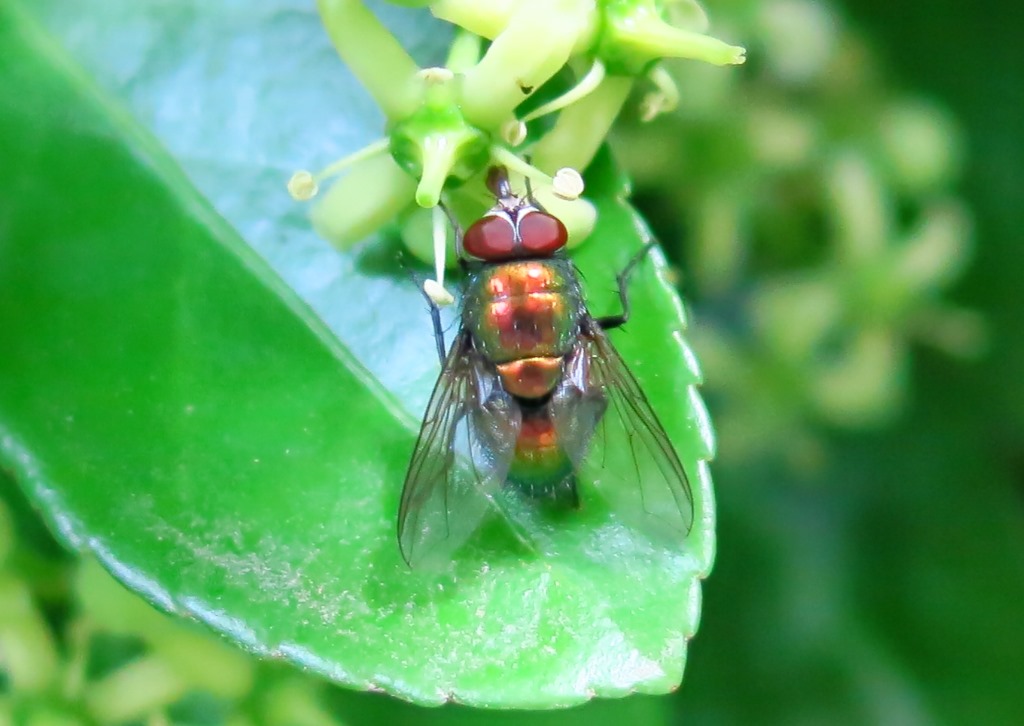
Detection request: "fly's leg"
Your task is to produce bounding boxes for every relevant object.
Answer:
[417,200,465,364]
[400,250,448,365]
[523,163,545,212]
[429,301,446,365]
[596,241,658,330]
[438,201,469,268]
[415,284,447,365]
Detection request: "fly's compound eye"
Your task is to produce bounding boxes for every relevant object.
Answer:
[463,215,516,260]
[517,211,568,255]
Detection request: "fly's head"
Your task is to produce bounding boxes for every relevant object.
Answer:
[461,167,569,263]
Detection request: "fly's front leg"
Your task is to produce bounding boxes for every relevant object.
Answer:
[438,201,467,265]
[414,280,448,365]
[596,241,658,330]
[417,200,466,365]
[428,301,446,365]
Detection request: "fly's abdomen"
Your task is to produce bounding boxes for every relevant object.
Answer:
[506,408,577,507]
[465,260,582,399]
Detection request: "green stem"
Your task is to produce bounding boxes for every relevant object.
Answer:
[316,0,421,119]
[313,138,390,183]
[489,145,554,187]
[431,0,516,39]
[461,0,595,129]
[288,137,390,200]
[615,15,746,67]
[445,30,482,72]
[522,60,606,123]
[312,154,418,247]
[432,205,449,284]
[531,76,633,173]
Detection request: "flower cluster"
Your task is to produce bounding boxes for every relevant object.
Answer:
[290,0,745,297]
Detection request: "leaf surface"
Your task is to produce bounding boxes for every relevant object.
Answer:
[0,0,714,707]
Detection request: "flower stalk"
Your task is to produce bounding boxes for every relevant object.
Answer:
[520,60,607,124]
[315,0,420,118]
[531,76,634,173]
[460,0,596,130]
[600,1,745,74]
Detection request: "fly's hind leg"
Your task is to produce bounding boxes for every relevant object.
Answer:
[596,241,658,330]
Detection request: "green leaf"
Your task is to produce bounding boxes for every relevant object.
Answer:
[0,0,714,708]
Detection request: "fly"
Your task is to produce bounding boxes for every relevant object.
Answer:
[398,167,693,568]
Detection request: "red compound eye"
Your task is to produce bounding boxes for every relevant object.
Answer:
[463,215,516,260]
[517,211,568,255]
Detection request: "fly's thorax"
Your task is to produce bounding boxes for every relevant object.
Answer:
[463,258,584,366]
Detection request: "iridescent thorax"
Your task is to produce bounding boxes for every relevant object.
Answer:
[463,260,582,360]
[463,258,583,399]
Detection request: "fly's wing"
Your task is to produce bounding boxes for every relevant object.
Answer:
[398,331,522,569]
[551,319,694,546]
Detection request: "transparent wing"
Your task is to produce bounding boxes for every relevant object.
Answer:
[550,319,694,546]
[398,331,522,569]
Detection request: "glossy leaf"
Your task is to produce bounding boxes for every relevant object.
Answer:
[0,0,714,708]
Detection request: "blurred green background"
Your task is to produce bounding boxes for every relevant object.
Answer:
[625,0,1024,723]
[2,0,1023,723]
